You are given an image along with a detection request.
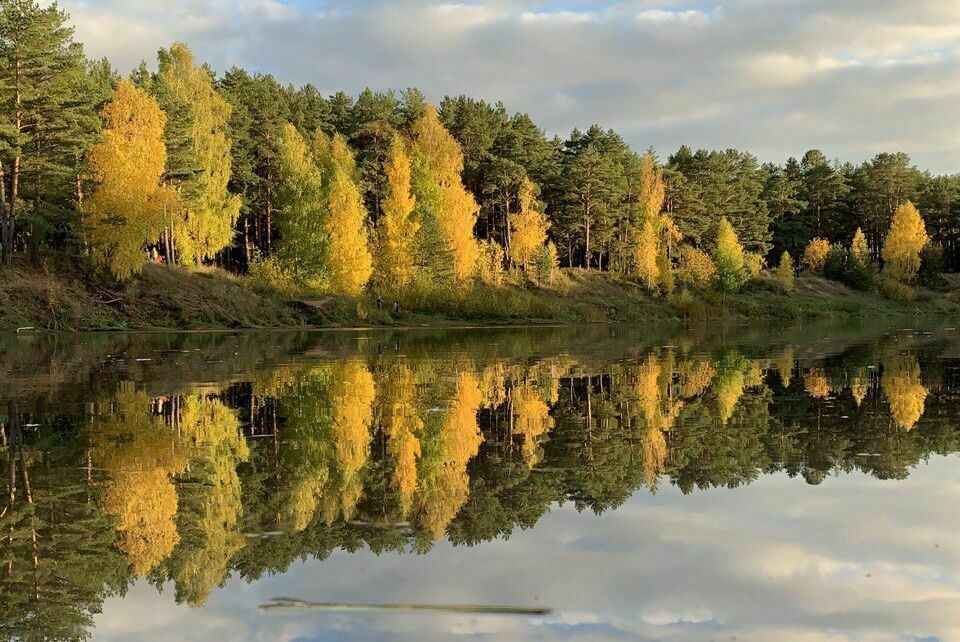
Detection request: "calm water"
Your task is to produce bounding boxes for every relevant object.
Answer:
[2,323,960,641]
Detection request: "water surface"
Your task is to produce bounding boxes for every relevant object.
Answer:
[2,323,959,641]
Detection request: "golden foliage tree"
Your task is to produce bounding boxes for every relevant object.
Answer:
[509,178,549,270]
[327,360,376,522]
[881,353,928,430]
[376,136,419,287]
[851,227,871,265]
[85,81,176,280]
[169,394,249,607]
[850,368,869,407]
[677,244,716,290]
[775,346,794,389]
[638,152,666,221]
[802,238,830,274]
[713,217,748,297]
[776,251,795,293]
[634,219,660,290]
[882,201,929,283]
[322,136,374,295]
[156,43,240,265]
[412,105,480,282]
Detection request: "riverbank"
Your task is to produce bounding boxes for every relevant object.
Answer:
[1,258,958,332]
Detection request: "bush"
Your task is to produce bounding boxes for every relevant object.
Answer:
[246,257,296,294]
[776,251,794,293]
[919,242,945,286]
[880,275,915,302]
[745,252,765,279]
[476,239,505,286]
[677,245,715,290]
[823,244,849,282]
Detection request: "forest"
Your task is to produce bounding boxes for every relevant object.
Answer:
[1,0,959,321]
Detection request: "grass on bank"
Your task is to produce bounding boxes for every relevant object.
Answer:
[2,256,959,332]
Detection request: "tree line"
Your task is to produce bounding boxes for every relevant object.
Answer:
[1,0,958,301]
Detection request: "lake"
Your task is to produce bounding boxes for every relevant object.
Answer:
[2,322,959,641]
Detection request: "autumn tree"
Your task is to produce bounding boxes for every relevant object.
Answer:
[634,219,659,290]
[882,201,928,283]
[411,105,479,283]
[509,177,549,270]
[802,237,830,274]
[776,251,794,293]
[375,135,418,287]
[847,227,875,289]
[881,353,928,430]
[677,244,715,290]
[153,42,240,265]
[712,217,748,300]
[317,133,374,295]
[275,123,327,287]
[85,81,175,279]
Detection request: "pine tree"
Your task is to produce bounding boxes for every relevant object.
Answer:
[509,177,549,270]
[84,81,176,279]
[882,201,928,283]
[0,0,88,264]
[218,68,290,263]
[375,135,418,287]
[154,42,240,266]
[713,216,748,300]
[411,104,479,283]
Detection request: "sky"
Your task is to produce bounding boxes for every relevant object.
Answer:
[55,0,960,173]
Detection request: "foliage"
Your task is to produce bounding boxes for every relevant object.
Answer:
[154,43,241,265]
[375,135,418,287]
[677,244,715,290]
[476,238,505,286]
[823,243,849,282]
[776,251,794,293]
[802,237,831,273]
[412,105,480,283]
[712,217,748,298]
[882,201,928,283]
[509,177,549,269]
[532,241,558,286]
[85,81,176,280]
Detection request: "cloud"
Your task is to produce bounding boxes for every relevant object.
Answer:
[90,458,960,641]
[54,0,960,172]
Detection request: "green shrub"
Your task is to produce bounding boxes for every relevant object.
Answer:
[823,244,849,282]
[247,257,296,295]
[880,276,915,302]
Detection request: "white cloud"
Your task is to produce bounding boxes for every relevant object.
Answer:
[54,0,960,172]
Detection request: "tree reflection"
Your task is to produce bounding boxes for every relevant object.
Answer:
[5,329,960,638]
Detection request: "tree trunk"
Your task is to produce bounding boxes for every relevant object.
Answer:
[584,216,591,270]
